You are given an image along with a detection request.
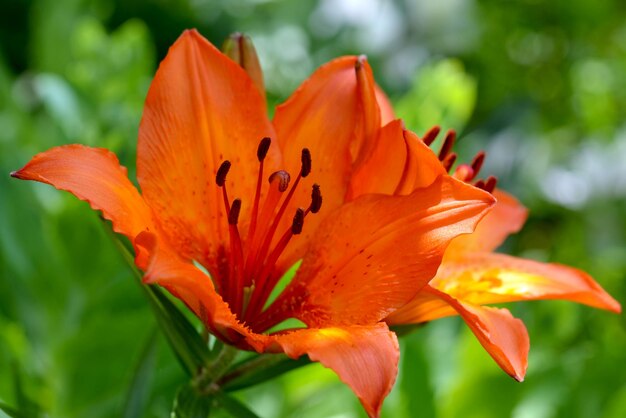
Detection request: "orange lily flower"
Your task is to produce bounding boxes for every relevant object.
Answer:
[384,125,622,381]
[11,30,495,417]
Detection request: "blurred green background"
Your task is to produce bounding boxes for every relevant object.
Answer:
[1,0,625,417]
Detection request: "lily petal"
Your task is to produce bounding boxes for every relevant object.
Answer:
[433,252,621,312]
[385,287,457,324]
[446,189,528,257]
[394,129,447,194]
[375,84,395,125]
[348,120,407,197]
[430,287,529,381]
[270,323,399,418]
[134,230,264,349]
[273,55,381,271]
[268,176,494,327]
[137,29,277,271]
[11,145,154,267]
[349,121,445,198]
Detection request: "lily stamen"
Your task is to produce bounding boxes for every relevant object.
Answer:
[422,125,441,146]
[248,184,322,318]
[227,198,245,313]
[249,148,311,280]
[438,129,456,160]
[442,152,457,172]
[469,151,485,180]
[306,183,322,215]
[216,160,233,213]
[484,176,498,193]
[215,142,322,321]
[248,137,272,244]
[244,169,290,281]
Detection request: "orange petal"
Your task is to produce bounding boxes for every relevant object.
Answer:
[134,230,266,349]
[385,288,457,324]
[429,287,529,381]
[375,84,395,125]
[269,323,399,418]
[137,29,277,271]
[272,55,381,271]
[446,189,528,257]
[394,129,447,194]
[348,120,407,197]
[269,176,494,327]
[433,252,621,312]
[349,122,446,198]
[11,145,154,267]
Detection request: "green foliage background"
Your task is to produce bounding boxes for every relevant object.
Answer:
[1,0,625,417]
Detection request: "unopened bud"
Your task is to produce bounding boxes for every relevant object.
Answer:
[223,32,265,97]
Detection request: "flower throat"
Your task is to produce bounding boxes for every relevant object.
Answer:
[214,137,322,329]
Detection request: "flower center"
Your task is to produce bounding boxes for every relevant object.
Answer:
[214,138,322,327]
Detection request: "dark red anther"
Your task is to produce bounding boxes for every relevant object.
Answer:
[269,170,291,192]
[228,199,242,225]
[484,176,497,193]
[291,208,305,234]
[310,184,322,214]
[216,161,231,186]
[422,125,441,146]
[474,179,486,190]
[442,153,457,172]
[438,130,456,160]
[257,137,271,162]
[300,148,312,177]
[469,151,485,181]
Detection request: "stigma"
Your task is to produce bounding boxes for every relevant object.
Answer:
[213,138,322,326]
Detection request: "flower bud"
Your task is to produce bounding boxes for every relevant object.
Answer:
[222,32,265,97]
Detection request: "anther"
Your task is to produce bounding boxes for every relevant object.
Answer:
[291,208,305,235]
[469,151,485,181]
[423,125,441,146]
[438,130,456,160]
[310,184,322,214]
[484,176,498,193]
[442,153,457,172]
[300,148,312,178]
[269,170,290,192]
[474,179,486,190]
[257,137,271,162]
[216,161,231,186]
[228,199,242,225]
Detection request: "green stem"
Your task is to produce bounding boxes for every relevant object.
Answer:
[218,354,285,387]
[219,354,312,391]
[193,344,239,396]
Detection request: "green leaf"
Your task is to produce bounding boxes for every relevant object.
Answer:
[145,285,211,376]
[0,402,28,418]
[214,392,260,418]
[109,231,211,376]
[399,332,436,418]
[171,385,212,418]
[122,328,159,418]
[11,363,41,418]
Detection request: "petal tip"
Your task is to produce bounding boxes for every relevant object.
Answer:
[355,54,368,69]
[607,298,622,314]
